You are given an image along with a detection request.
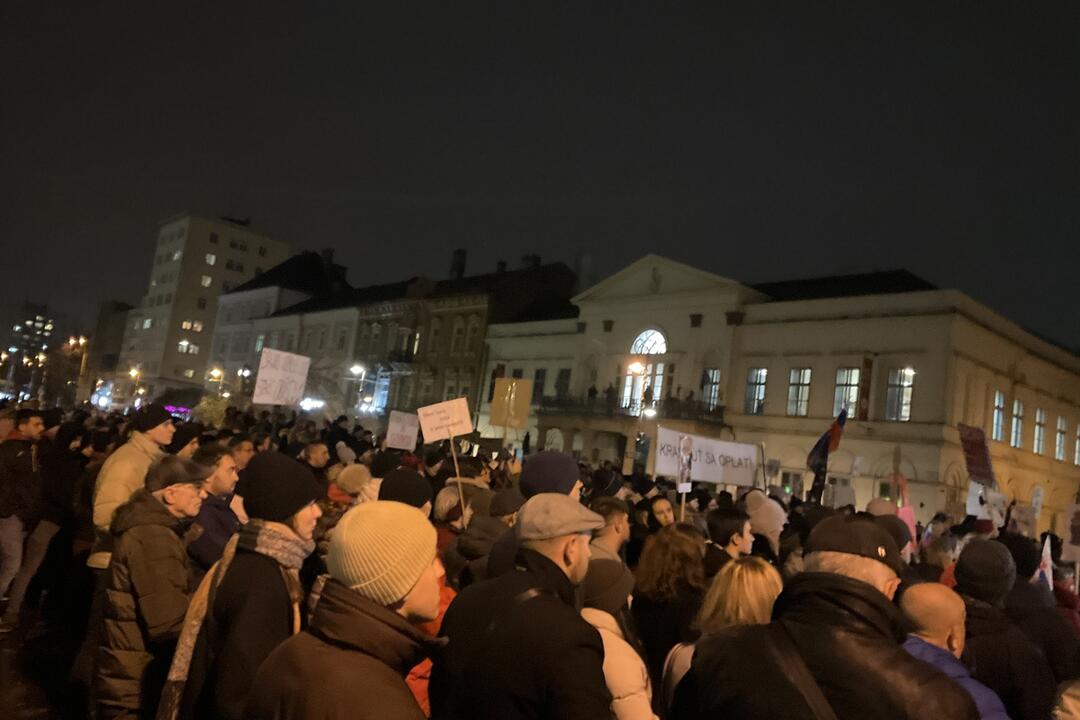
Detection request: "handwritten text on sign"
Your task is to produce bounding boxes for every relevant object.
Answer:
[417,397,473,443]
[386,411,420,451]
[252,348,311,406]
[654,427,757,487]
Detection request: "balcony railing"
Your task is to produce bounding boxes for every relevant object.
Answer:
[536,395,726,426]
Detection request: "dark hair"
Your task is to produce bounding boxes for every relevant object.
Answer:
[647,494,674,532]
[707,508,751,548]
[192,444,230,469]
[590,496,630,524]
[456,456,485,478]
[370,450,402,478]
[15,409,43,427]
[251,432,272,450]
[227,434,252,449]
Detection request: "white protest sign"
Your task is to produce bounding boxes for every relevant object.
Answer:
[654,427,757,487]
[967,483,1007,526]
[418,397,473,443]
[386,411,420,451]
[252,348,311,406]
[965,482,984,517]
[1009,504,1037,538]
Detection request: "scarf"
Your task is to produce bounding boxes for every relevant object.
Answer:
[156,520,315,720]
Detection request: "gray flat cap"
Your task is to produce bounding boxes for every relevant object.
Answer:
[516,493,605,541]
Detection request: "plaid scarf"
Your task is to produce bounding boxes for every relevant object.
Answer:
[156,520,314,720]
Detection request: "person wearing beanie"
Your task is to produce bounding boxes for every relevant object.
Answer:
[440,488,524,592]
[379,467,435,516]
[954,539,1055,720]
[431,494,612,720]
[166,422,204,458]
[94,455,210,719]
[741,489,786,558]
[246,502,444,720]
[672,515,979,720]
[160,451,323,720]
[581,558,657,720]
[485,451,586,580]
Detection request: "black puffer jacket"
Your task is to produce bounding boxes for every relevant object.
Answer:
[39,423,88,525]
[1005,579,1080,685]
[962,595,1056,720]
[0,432,41,523]
[672,572,978,720]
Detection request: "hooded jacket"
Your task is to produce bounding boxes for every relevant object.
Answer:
[902,635,1009,720]
[671,572,979,720]
[91,431,165,568]
[96,490,191,719]
[245,578,437,720]
[581,607,658,720]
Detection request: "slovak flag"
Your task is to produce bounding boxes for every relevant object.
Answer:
[807,408,848,477]
[1037,535,1054,593]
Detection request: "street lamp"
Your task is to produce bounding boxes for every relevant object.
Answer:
[209,367,225,396]
[349,364,367,411]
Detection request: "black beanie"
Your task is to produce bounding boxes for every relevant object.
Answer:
[131,404,173,433]
[997,532,1041,579]
[379,468,433,509]
[956,539,1017,606]
[239,451,322,522]
[167,422,204,455]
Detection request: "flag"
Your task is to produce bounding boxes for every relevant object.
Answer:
[806,409,847,504]
[1038,535,1054,593]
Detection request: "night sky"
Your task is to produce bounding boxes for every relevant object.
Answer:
[2,2,1078,350]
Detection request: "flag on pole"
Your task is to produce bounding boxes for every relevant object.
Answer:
[806,409,847,504]
[1037,535,1054,593]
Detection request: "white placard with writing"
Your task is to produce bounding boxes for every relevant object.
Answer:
[654,426,758,487]
[252,348,311,406]
[418,398,473,443]
[386,411,420,451]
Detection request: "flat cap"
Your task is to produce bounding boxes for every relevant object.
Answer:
[516,493,605,542]
[806,514,904,575]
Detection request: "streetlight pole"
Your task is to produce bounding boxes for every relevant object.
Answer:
[349,364,366,413]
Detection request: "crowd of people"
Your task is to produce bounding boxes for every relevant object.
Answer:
[3,400,1080,719]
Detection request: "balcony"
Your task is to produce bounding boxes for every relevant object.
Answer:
[536,395,727,426]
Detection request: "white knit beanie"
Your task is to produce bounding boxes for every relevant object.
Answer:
[327,501,437,606]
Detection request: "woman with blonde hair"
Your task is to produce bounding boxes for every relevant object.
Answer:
[661,557,783,712]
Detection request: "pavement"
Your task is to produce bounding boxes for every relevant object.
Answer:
[0,616,68,719]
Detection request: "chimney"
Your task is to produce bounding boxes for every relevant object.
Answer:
[450,248,467,279]
[521,254,541,269]
[496,260,507,273]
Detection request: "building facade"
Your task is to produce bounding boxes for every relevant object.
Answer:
[113,215,289,405]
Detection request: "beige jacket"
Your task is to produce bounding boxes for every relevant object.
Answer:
[88,431,164,568]
[581,607,658,720]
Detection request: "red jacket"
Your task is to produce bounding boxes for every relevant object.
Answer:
[1054,580,1080,639]
[406,576,456,717]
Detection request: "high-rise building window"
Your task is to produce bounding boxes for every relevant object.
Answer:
[787,368,812,417]
[833,367,860,417]
[192,320,203,332]
[197,297,207,310]
[1034,408,1047,455]
[745,368,767,415]
[991,390,1006,441]
[181,320,192,330]
[885,367,915,422]
[1056,417,1068,461]
[142,318,153,329]
[183,369,195,379]
[1011,400,1024,448]
[703,368,722,410]
[201,275,212,287]
[172,250,182,261]
[255,334,265,353]
[205,253,216,266]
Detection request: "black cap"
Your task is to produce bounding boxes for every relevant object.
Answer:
[379,468,433,509]
[874,515,913,551]
[805,515,904,574]
[240,451,322,522]
[131,404,173,433]
[167,422,204,455]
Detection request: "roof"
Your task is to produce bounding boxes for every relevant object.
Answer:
[752,269,936,302]
[273,279,416,316]
[230,251,350,296]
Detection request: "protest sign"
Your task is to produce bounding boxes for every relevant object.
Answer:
[252,348,311,406]
[655,427,757,487]
[418,398,473,443]
[489,378,533,430]
[386,411,420,451]
[966,482,1007,526]
[1009,504,1037,538]
[958,423,997,487]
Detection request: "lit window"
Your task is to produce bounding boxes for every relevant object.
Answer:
[142,318,153,329]
[787,368,812,416]
[991,391,1006,442]
[630,329,667,355]
[1056,417,1067,461]
[201,275,212,287]
[172,250,182,261]
[192,321,203,332]
[1011,400,1024,448]
[1034,408,1047,455]
[206,253,216,266]
[178,340,189,353]
[188,344,199,355]
[1075,427,1080,465]
[703,368,722,410]
[833,368,860,417]
[255,334,265,353]
[181,320,192,330]
[183,369,195,379]
[745,368,767,415]
[885,367,915,422]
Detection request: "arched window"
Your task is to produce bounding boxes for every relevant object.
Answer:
[630,329,667,355]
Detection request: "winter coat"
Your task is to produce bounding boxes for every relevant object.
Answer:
[91,432,165,568]
[581,607,658,720]
[39,430,88,525]
[245,578,437,720]
[0,431,41,523]
[430,548,613,720]
[442,515,504,590]
[179,549,296,720]
[485,525,520,578]
[631,581,703,705]
[1054,581,1080,639]
[671,572,979,720]
[703,543,732,579]
[1005,578,1080,684]
[96,490,191,720]
[407,577,456,717]
[186,493,240,572]
[962,594,1056,720]
[902,635,1009,720]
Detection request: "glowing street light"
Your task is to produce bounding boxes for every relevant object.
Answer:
[642,407,657,419]
[349,364,365,376]
[627,361,645,375]
[209,367,223,380]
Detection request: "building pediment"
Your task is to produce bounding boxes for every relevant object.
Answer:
[573,254,754,305]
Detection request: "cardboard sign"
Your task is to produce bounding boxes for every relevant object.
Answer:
[654,427,757,487]
[386,411,420,451]
[489,378,533,429]
[418,398,473,442]
[958,423,997,487]
[252,348,311,406]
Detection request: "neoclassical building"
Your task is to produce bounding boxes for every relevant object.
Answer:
[477,255,1080,527]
